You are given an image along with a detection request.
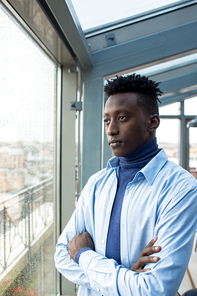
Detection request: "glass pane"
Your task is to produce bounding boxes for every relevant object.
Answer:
[185,96,197,115]
[71,0,183,31]
[156,118,180,165]
[189,127,197,179]
[134,53,197,77]
[0,5,57,295]
[159,102,180,115]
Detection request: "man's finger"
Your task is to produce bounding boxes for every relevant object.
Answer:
[145,237,158,248]
[140,245,161,257]
[137,256,160,268]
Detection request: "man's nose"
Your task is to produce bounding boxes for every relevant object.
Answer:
[107,120,119,136]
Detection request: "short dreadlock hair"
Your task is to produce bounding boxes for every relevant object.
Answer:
[104,74,162,115]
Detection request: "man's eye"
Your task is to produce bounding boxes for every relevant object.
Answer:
[118,116,127,121]
[104,119,110,124]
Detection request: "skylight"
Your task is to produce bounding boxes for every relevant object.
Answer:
[70,0,185,31]
[105,52,197,81]
[134,53,197,77]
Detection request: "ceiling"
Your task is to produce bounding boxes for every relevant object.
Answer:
[5,0,197,104]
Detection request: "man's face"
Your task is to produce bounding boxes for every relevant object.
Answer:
[104,92,154,157]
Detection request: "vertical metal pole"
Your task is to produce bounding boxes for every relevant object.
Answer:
[43,184,46,226]
[25,192,28,248]
[55,65,61,296]
[185,120,190,172]
[180,101,186,169]
[28,189,33,280]
[3,206,6,270]
[180,101,190,171]
[76,101,81,199]
[31,188,34,241]
[28,191,31,258]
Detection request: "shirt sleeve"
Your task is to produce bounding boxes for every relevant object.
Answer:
[77,186,197,296]
[54,179,93,289]
[75,248,92,264]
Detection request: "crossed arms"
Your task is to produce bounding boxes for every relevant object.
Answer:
[68,232,161,274]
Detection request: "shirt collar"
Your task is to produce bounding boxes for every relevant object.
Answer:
[107,149,168,185]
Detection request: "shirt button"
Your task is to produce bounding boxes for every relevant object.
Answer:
[102,240,105,244]
[97,287,100,292]
[107,209,110,214]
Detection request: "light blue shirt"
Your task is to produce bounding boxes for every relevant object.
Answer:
[54,149,197,296]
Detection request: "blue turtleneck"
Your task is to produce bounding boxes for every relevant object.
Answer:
[105,138,161,264]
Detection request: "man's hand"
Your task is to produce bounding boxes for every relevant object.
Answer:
[130,237,161,273]
[68,232,95,260]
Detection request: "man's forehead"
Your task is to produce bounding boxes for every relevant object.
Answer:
[104,93,138,111]
[106,92,138,103]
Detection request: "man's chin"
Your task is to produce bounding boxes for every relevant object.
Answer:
[111,149,125,157]
[111,148,134,157]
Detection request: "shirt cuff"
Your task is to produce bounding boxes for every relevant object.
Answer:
[74,247,92,264]
[78,250,101,273]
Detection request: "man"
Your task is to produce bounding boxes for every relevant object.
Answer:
[55,74,197,296]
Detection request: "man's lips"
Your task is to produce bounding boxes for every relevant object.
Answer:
[108,140,122,147]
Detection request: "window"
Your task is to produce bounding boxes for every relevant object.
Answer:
[157,114,180,165]
[159,102,180,116]
[185,96,197,178]
[0,4,58,295]
[185,96,197,115]
[71,0,185,31]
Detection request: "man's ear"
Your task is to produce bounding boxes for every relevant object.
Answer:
[148,114,160,132]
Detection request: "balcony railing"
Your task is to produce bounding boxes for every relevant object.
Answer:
[0,178,54,278]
